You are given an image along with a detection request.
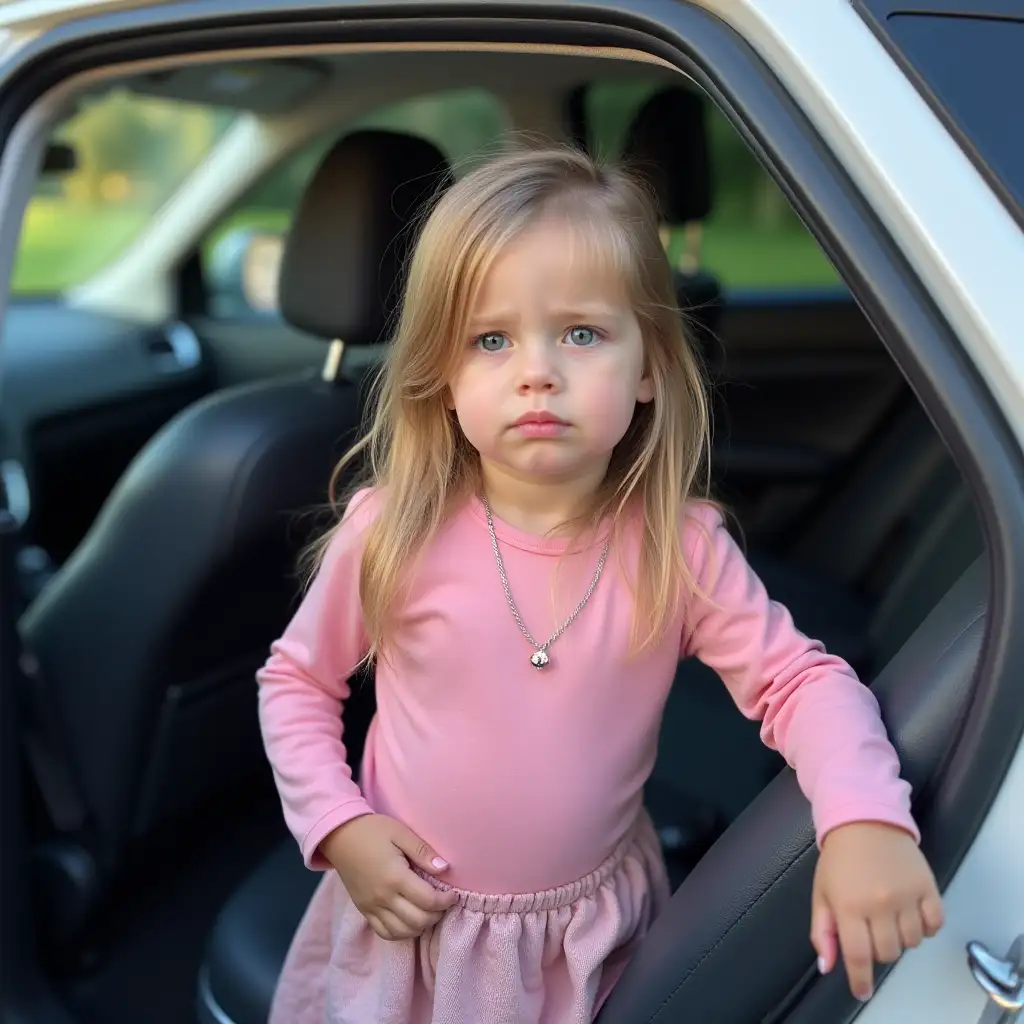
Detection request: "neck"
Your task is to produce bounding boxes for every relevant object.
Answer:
[479,459,608,537]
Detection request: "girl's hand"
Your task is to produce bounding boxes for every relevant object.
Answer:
[811,821,944,1001]
[320,814,458,941]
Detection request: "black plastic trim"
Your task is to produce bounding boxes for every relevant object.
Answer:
[853,2,1024,230]
[856,0,1024,15]
[0,3,1020,1022]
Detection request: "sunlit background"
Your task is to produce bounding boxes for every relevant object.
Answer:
[15,83,840,301]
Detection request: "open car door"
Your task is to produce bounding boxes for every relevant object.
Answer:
[0,2,1020,1023]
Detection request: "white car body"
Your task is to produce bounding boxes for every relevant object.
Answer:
[0,1,1020,1021]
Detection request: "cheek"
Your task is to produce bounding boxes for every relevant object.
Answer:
[575,355,646,434]
[448,368,500,447]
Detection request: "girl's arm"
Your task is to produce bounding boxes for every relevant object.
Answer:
[680,503,919,848]
[257,489,379,869]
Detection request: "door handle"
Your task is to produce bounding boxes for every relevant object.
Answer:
[967,935,1024,1023]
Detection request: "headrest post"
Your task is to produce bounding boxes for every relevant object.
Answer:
[679,222,703,273]
[321,339,346,383]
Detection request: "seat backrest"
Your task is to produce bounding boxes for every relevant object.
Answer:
[619,86,724,353]
[19,131,453,880]
[791,399,984,667]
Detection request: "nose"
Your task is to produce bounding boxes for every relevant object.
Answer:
[515,340,562,395]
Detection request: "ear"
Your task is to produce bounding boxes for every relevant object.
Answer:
[636,373,655,404]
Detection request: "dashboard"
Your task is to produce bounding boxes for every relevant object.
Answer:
[0,301,211,567]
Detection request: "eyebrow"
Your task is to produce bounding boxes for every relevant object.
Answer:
[468,305,623,329]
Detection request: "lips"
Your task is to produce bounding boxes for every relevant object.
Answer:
[511,411,568,427]
[509,411,570,439]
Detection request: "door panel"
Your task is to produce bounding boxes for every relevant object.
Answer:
[709,295,906,541]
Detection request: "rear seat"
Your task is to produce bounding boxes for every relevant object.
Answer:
[650,404,982,885]
[619,86,724,356]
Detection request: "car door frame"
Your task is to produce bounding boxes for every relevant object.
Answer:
[0,2,1021,1023]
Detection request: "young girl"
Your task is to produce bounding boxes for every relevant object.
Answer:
[257,146,944,1024]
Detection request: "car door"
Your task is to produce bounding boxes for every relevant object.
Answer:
[0,3,1019,1024]
[588,1,1024,1022]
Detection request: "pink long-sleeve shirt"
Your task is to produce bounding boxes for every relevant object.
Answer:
[257,488,918,895]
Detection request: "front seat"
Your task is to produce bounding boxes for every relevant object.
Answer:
[18,129,453,948]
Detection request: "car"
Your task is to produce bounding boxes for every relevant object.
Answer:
[0,1,1021,1022]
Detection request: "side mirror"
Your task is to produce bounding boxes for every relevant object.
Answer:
[41,141,77,176]
[206,226,286,317]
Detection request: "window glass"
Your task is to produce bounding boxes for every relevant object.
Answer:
[884,15,1024,222]
[14,90,236,295]
[585,80,839,292]
[203,88,508,319]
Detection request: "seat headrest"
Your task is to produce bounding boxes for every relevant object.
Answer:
[278,129,453,344]
[622,87,712,225]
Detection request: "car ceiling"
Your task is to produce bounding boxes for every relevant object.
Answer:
[91,47,689,113]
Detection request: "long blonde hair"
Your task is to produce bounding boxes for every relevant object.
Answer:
[311,144,713,658]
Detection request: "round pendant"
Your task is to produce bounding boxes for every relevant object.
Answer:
[530,650,550,669]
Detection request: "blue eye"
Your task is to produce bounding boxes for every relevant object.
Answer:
[566,326,598,347]
[476,332,509,352]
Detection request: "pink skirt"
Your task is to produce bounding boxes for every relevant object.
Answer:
[268,811,670,1024]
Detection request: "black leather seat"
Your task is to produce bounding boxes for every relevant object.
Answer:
[199,842,315,1024]
[620,86,724,354]
[196,547,986,1024]
[18,129,453,946]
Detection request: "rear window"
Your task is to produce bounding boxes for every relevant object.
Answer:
[863,11,1024,224]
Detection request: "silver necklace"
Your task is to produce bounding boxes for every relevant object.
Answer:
[481,496,610,669]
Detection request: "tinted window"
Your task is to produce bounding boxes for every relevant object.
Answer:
[883,14,1024,220]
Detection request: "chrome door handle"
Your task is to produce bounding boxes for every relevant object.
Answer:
[967,936,1024,1023]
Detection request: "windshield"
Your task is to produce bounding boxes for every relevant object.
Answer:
[14,88,236,295]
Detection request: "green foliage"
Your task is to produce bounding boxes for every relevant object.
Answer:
[13,82,838,297]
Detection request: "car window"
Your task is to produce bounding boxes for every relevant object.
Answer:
[14,89,236,296]
[202,87,508,320]
[869,14,1024,225]
[585,80,840,294]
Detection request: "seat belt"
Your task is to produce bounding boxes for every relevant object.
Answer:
[17,643,88,834]
[0,466,89,835]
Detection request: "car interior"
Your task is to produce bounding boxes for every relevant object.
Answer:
[0,42,988,1024]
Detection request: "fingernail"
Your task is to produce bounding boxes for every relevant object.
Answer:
[857,989,873,1002]
[817,956,828,974]
[432,857,448,870]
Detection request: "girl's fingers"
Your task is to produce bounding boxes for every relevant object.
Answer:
[921,894,945,937]
[810,898,838,973]
[868,914,903,964]
[400,870,458,914]
[390,894,442,934]
[837,915,875,1001]
[376,907,415,941]
[897,907,925,950]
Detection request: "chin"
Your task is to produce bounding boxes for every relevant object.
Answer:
[510,454,598,480]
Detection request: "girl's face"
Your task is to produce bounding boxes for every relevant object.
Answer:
[447,215,655,490]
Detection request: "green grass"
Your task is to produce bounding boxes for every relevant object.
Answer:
[12,198,839,296]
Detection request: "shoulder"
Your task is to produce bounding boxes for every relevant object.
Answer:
[681,499,728,564]
[315,486,384,575]
[340,486,385,531]
[680,499,756,598]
